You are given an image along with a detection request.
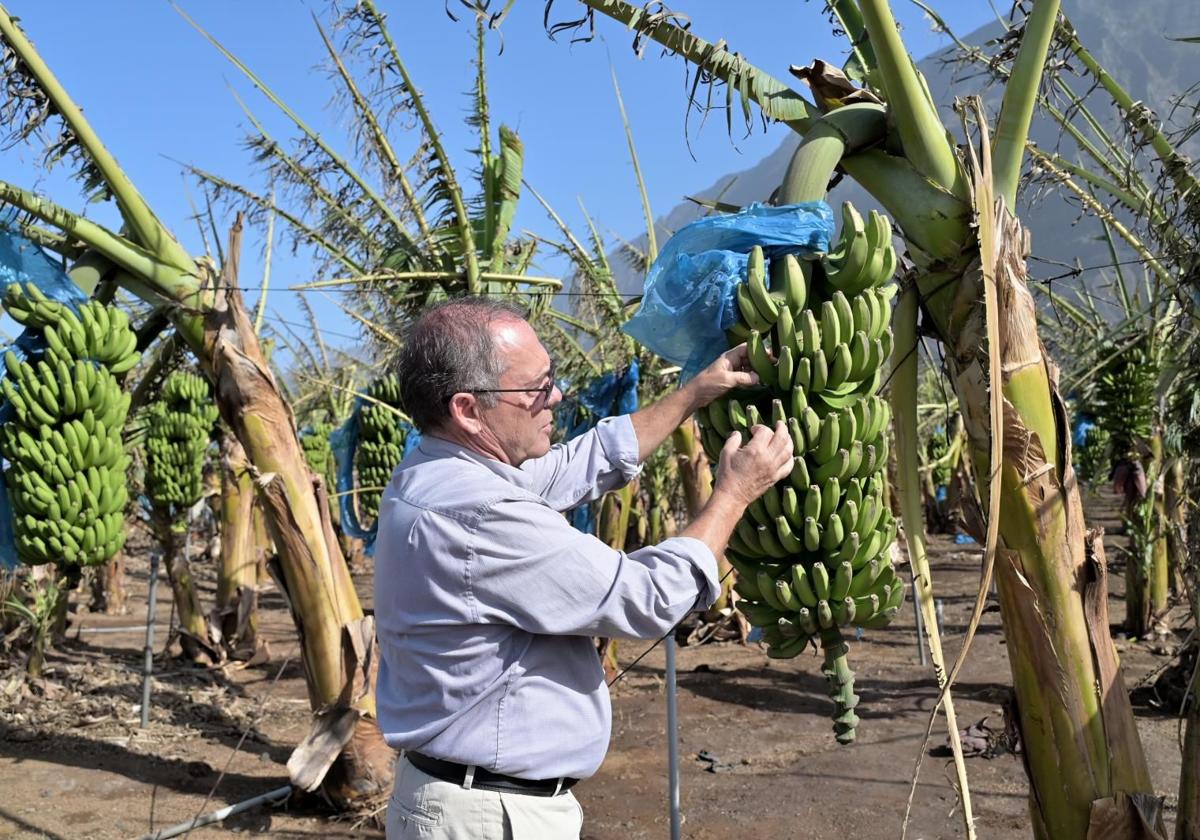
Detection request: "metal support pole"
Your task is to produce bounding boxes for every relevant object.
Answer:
[665,634,681,840]
[140,549,160,729]
[912,581,928,666]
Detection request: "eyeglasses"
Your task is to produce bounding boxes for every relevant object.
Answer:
[443,359,557,404]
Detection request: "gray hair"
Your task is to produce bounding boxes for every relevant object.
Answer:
[396,297,528,432]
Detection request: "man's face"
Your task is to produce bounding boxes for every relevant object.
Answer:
[474,318,562,464]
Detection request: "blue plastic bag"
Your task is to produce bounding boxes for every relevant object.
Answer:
[0,221,89,570]
[1072,415,1096,447]
[623,202,834,380]
[558,361,640,534]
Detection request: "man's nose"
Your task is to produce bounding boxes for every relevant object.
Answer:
[547,385,563,409]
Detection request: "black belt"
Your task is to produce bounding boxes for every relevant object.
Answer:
[406,751,579,797]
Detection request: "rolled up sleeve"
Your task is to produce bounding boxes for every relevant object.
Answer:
[513,415,642,512]
[467,496,719,640]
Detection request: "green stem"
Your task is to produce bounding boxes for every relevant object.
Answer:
[827,0,879,79]
[612,66,657,263]
[0,180,195,294]
[990,0,1061,207]
[818,628,859,743]
[0,5,192,270]
[840,150,971,262]
[856,0,963,195]
[1061,14,1200,202]
[294,271,562,290]
[312,14,432,247]
[779,103,887,202]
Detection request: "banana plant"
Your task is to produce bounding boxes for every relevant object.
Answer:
[0,6,393,808]
[1033,234,1193,625]
[183,6,566,368]
[942,14,1200,835]
[523,0,1161,835]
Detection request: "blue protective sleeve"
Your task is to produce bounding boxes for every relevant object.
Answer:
[622,202,834,380]
[557,360,640,535]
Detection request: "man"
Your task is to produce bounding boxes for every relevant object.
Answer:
[376,298,792,839]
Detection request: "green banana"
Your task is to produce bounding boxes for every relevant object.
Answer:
[747,330,776,388]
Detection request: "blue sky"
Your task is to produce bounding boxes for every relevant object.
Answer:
[0,1,996,368]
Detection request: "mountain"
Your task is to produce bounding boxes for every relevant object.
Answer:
[613,0,1200,298]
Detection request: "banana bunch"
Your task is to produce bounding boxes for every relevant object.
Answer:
[355,373,407,521]
[300,421,336,482]
[0,283,140,567]
[926,427,953,488]
[1092,341,1156,466]
[694,202,904,744]
[145,372,219,508]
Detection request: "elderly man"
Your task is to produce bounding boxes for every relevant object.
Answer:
[376,298,792,839]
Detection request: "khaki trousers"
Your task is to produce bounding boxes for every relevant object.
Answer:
[386,754,584,840]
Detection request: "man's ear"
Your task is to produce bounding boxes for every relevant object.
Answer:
[446,393,484,435]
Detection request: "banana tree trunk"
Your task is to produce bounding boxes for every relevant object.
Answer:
[184,221,391,806]
[252,497,273,584]
[672,419,730,607]
[926,210,1159,839]
[89,552,128,615]
[1125,438,1166,639]
[781,102,1159,840]
[1150,436,1170,619]
[1165,458,1187,594]
[596,482,638,678]
[217,433,259,658]
[1125,493,1154,638]
[151,505,218,666]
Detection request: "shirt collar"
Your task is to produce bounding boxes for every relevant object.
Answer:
[417,434,526,482]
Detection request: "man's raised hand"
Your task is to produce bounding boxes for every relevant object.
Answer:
[685,344,759,409]
[713,420,794,507]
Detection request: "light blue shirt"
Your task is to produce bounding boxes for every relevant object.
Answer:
[373,415,720,780]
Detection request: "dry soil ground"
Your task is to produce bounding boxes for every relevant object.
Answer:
[0,488,1189,839]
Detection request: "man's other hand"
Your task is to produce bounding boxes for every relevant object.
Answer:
[686,344,759,409]
[713,421,793,506]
